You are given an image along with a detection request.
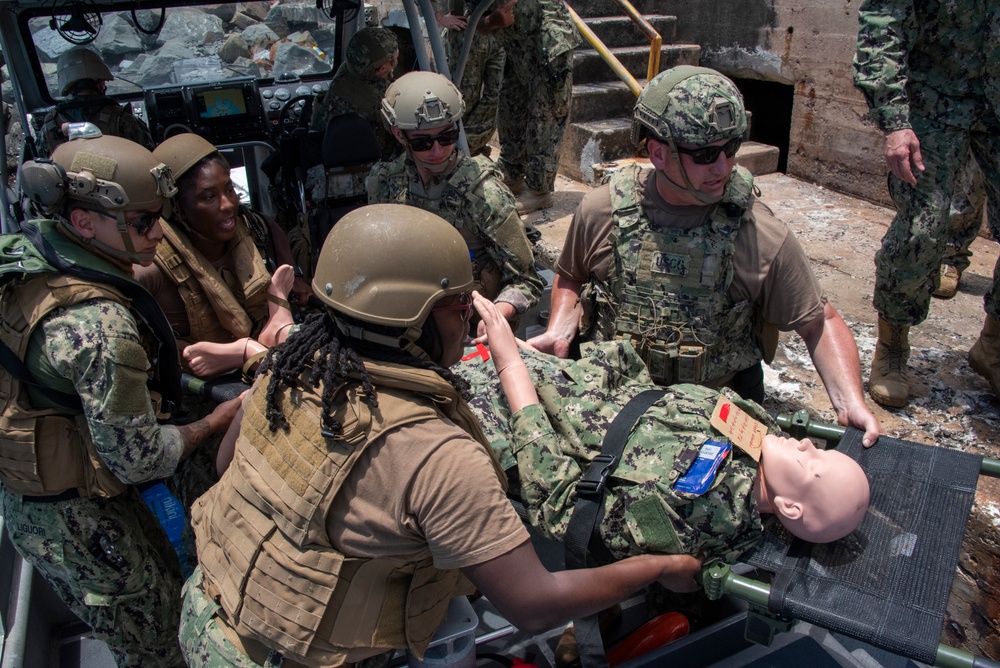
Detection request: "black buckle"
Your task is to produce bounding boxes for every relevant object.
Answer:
[577,454,617,499]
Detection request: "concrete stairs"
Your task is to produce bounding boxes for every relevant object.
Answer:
[559,0,780,183]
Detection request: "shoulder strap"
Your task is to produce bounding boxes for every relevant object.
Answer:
[0,337,82,410]
[563,388,667,668]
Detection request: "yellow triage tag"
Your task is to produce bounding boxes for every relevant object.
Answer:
[710,395,766,462]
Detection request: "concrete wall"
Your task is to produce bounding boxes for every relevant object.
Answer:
[621,0,891,206]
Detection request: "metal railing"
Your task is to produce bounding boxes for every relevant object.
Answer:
[567,0,662,98]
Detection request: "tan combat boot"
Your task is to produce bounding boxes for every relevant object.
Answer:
[968,315,1000,396]
[868,316,911,407]
[515,189,555,215]
[931,264,961,299]
[503,174,526,196]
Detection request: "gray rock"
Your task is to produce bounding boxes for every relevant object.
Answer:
[121,41,191,86]
[218,34,249,64]
[158,8,224,45]
[231,12,258,31]
[240,2,271,22]
[242,23,279,46]
[203,4,236,23]
[94,14,144,56]
[272,42,328,78]
[263,5,290,38]
[30,27,77,63]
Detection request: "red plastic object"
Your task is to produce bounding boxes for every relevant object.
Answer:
[461,343,491,362]
[511,659,541,668]
[606,612,690,666]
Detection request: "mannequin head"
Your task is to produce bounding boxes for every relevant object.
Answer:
[754,435,870,543]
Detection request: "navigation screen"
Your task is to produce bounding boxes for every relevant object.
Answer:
[196,88,248,119]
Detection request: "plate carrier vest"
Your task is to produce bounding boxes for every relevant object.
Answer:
[591,164,762,385]
[194,358,506,665]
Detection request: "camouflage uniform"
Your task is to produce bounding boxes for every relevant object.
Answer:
[456,340,770,565]
[36,97,154,157]
[495,0,581,192]
[308,27,398,202]
[853,0,1000,325]
[367,152,542,313]
[943,155,986,274]
[443,0,506,156]
[0,219,186,667]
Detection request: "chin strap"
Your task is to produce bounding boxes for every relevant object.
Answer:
[407,145,461,180]
[57,217,153,267]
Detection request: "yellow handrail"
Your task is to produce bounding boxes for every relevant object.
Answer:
[566,0,662,98]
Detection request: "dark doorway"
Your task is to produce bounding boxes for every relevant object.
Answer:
[732,77,794,173]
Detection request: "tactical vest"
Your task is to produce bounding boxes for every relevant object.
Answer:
[0,221,176,497]
[154,217,270,344]
[41,97,134,155]
[378,155,504,299]
[592,165,762,385]
[194,358,504,665]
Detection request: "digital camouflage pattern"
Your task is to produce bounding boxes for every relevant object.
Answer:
[455,340,772,565]
[2,488,185,667]
[632,67,747,146]
[37,98,155,157]
[445,28,505,156]
[853,0,1000,324]
[943,155,985,273]
[496,0,580,192]
[0,232,188,666]
[367,152,542,313]
[589,164,762,385]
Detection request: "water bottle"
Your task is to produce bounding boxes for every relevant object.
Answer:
[139,482,192,578]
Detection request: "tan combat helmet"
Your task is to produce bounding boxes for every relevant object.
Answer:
[312,203,473,359]
[380,71,464,131]
[57,47,114,96]
[21,134,176,263]
[153,132,219,182]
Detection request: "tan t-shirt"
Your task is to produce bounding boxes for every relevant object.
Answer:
[555,168,826,332]
[327,417,530,570]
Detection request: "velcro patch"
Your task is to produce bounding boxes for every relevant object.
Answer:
[70,152,118,181]
[651,251,689,276]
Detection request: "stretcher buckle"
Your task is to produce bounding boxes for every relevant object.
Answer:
[577,454,617,499]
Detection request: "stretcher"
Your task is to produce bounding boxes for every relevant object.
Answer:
[632,411,1000,668]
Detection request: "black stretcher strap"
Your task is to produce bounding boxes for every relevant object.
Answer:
[746,428,982,665]
[564,388,666,668]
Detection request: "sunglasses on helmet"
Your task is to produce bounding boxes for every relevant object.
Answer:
[432,291,473,322]
[91,208,161,237]
[675,137,743,165]
[407,127,461,152]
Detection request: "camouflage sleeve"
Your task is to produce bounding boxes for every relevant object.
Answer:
[117,110,156,151]
[477,182,543,313]
[852,0,916,132]
[537,0,582,63]
[366,161,390,203]
[509,402,584,540]
[34,299,184,483]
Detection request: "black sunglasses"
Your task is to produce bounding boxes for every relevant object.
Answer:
[91,208,161,237]
[407,127,461,152]
[432,291,473,322]
[675,137,743,165]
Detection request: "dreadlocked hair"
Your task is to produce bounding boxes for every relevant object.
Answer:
[258,309,472,436]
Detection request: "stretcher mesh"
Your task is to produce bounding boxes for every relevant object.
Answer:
[744,429,982,664]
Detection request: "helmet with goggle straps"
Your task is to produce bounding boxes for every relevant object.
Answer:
[312,203,473,360]
[20,133,177,263]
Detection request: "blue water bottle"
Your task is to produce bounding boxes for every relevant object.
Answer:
[139,482,192,578]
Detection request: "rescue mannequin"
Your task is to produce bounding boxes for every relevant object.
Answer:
[181,205,703,667]
[462,295,871,560]
[135,133,306,378]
